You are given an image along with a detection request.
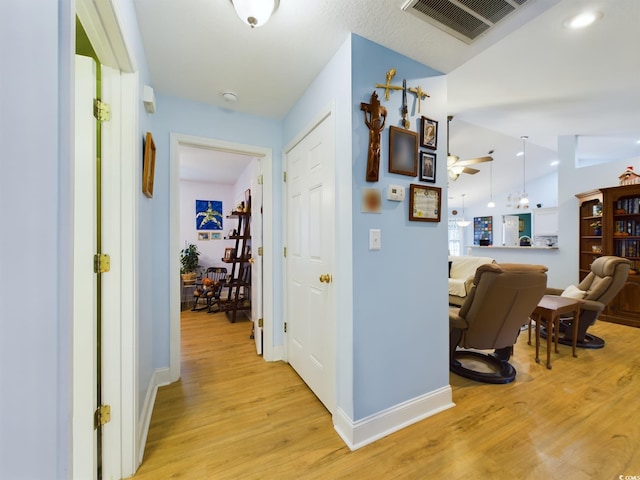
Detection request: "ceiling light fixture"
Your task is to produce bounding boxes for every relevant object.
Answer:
[457,194,471,227]
[231,0,279,28]
[520,136,529,206]
[563,11,602,29]
[550,160,560,166]
[487,163,495,208]
[221,91,238,103]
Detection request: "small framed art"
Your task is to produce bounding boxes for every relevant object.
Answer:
[197,232,210,241]
[409,184,441,222]
[420,152,436,183]
[142,132,156,198]
[420,117,438,150]
[389,126,418,177]
[224,247,236,260]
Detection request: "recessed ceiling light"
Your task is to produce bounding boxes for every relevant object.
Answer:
[516,151,524,157]
[636,139,640,144]
[563,11,602,29]
[221,91,238,103]
[550,160,560,166]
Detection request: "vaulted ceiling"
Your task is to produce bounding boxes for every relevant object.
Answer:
[134,0,640,207]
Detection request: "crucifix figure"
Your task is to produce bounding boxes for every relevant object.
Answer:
[375,68,402,101]
[360,91,387,182]
[401,79,409,129]
[408,85,430,113]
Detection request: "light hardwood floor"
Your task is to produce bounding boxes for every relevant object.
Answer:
[131,311,640,479]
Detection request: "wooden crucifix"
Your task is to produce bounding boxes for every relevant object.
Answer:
[360,91,387,182]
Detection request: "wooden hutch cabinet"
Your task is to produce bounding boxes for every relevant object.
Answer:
[577,184,640,328]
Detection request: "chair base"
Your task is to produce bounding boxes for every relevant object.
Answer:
[450,350,517,384]
[539,324,605,349]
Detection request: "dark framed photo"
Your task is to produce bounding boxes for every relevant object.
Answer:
[142,132,156,198]
[420,152,436,183]
[409,184,441,222]
[224,247,235,260]
[389,126,418,177]
[244,188,251,212]
[420,117,437,150]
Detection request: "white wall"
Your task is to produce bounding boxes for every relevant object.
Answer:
[180,180,235,269]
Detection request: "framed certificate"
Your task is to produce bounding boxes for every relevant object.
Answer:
[409,184,441,222]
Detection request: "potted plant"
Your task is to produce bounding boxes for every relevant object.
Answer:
[180,243,200,284]
[590,220,602,236]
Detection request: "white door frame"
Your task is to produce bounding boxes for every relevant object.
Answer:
[169,134,275,375]
[75,1,139,477]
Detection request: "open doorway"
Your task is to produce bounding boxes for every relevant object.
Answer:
[169,134,275,381]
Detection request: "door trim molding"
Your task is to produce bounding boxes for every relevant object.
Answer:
[169,133,275,375]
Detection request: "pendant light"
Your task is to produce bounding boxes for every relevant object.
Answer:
[231,0,279,28]
[457,194,471,227]
[487,162,495,208]
[520,136,529,206]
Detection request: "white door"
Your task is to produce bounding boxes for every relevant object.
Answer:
[285,113,336,413]
[251,159,264,354]
[504,215,519,246]
[73,54,98,480]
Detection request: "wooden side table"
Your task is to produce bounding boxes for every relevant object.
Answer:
[532,295,581,369]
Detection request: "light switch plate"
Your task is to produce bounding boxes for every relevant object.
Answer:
[369,229,381,250]
[387,184,405,201]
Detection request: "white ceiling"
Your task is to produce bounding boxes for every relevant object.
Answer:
[134,0,640,206]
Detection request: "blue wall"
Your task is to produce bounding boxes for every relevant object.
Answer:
[350,35,450,419]
[151,94,284,360]
[0,1,74,477]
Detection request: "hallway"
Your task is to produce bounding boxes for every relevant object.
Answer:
[132,310,640,479]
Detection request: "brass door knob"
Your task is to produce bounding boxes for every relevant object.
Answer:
[319,274,332,283]
[248,257,255,264]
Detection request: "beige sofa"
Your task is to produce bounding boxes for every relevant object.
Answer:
[448,255,495,306]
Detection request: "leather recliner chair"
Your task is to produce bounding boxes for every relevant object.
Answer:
[546,256,631,349]
[449,263,548,384]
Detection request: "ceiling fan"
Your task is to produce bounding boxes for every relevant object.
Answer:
[446,115,493,181]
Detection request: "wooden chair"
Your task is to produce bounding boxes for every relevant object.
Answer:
[192,267,227,312]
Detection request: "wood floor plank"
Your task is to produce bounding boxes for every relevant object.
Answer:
[130,311,640,479]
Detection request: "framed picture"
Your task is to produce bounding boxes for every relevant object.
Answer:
[224,247,235,260]
[409,184,441,222]
[211,232,221,240]
[420,152,436,183]
[420,117,438,149]
[389,126,418,177]
[142,132,156,198]
[196,200,223,230]
[197,232,210,241]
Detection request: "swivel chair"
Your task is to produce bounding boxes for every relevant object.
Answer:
[546,256,631,349]
[449,263,548,384]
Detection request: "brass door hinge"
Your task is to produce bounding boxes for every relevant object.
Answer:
[94,254,111,273]
[93,99,111,122]
[283,247,287,258]
[258,318,263,328]
[283,171,287,182]
[258,247,263,256]
[94,404,111,429]
[257,175,264,185]
[284,322,287,333]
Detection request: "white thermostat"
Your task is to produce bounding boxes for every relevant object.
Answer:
[387,184,405,202]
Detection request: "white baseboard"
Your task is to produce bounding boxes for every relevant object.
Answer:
[267,345,284,362]
[137,367,171,465]
[333,385,455,451]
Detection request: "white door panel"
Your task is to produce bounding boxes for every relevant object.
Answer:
[286,113,335,413]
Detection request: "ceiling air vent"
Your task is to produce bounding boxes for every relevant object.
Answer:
[402,0,529,44]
